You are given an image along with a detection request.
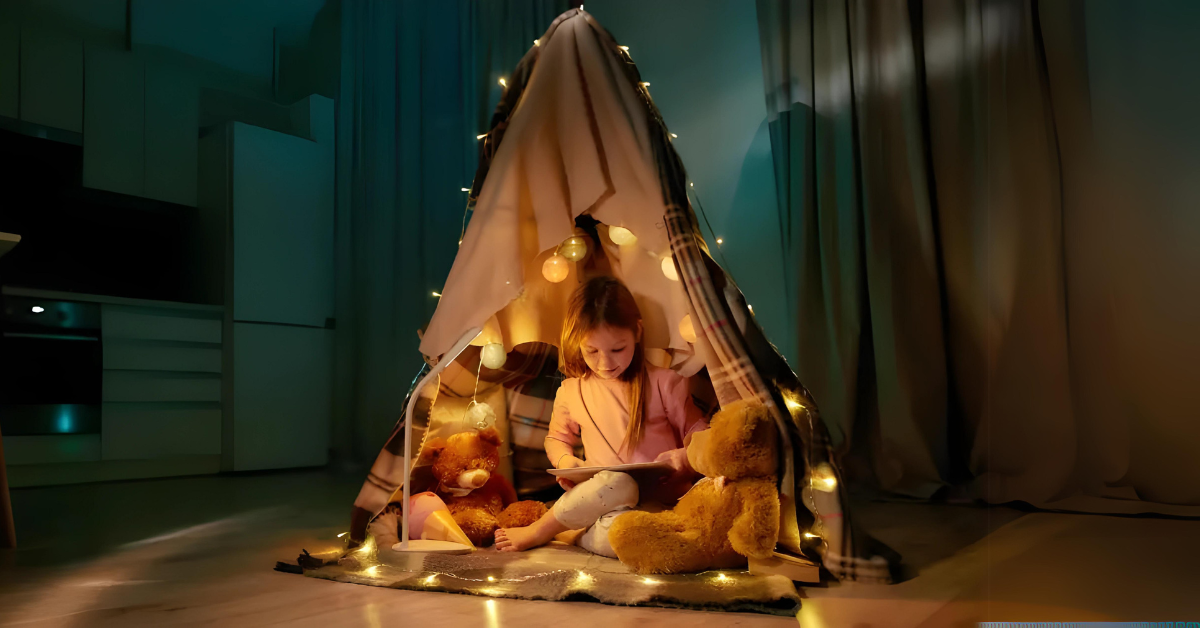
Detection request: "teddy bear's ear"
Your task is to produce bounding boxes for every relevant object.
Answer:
[478,426,502,447]
[418,437,447,465]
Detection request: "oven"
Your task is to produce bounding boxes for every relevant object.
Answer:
[0,295,102,436]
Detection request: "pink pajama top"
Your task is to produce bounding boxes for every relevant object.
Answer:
[545,365,708,467]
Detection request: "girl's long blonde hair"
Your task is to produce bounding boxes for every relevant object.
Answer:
[559,276,649,455]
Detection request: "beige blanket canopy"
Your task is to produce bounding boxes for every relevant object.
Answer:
[347,7,899,584]
[420,10,697,374]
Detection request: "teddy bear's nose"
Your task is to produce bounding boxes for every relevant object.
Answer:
[457,469,490,489]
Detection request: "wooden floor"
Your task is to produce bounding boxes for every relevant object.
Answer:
[0,469,1197,627]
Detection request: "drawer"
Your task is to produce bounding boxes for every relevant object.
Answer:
[2,435,102,465]
[103,339,221,373]
[101,402,221,460]
[103,371,221,402]
[101,305,222,344]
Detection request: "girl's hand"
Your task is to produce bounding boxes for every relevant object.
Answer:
[555,455,584,491]
[648,448,698,504]
[654,448,690,473]
[556,455,585,470]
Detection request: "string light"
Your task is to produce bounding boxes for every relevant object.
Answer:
[424,575,438,585]
[782,394,806,414]
[661,256,679,281]
[461,187,470,192]
[534,39,540,47]
[476,133,488,140]
[618,46,629,52]
[748,304,754,314]
[542,255,569,283]
[608,226,637,246]
[487,576,496,582]
[498,77,507,88]
[574,571,595,585]
[432,291,442,298]
[640,81,650,87]
[641,577,662,585]
[689,182,694,187]
[714,573,729,582]
[679,314,697,343]
[804,532,820,539]
[337,532,347,538]
[670,133,678,138]
[558,235,589,262]
[812,463,838,492]
[716,237,724,245]
[480,343,507,369]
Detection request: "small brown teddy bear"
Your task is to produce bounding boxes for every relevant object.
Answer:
[423,426,547,546]
[607,399,780,574]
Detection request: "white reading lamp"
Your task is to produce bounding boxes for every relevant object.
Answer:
[396,326,481,554]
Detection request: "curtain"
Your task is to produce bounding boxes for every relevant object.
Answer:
[756,0,1200,514]
[334,1,571,464]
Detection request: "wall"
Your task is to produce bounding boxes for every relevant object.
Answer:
[585,0,794,363]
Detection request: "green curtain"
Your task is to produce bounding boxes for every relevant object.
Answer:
[758,0,1200,513]
[757,0,1200,513]
[333,1,570,464]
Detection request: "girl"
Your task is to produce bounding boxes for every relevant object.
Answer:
[494,276,708,556]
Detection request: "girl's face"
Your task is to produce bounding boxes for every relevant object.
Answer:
[581,324,639,379]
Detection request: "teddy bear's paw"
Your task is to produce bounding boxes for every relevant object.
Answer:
[496,501,547,529]
[453,510,500,547]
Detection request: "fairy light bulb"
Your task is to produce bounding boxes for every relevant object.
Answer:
[812,463,838,492]
[481,343,507,370]
[542,255,569,283]
[679,314,697,343]
[559,236,589,262]
[661,257,679,281]
[608,226,637,246]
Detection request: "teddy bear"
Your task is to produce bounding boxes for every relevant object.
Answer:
[607,399,780,574]
[421,426,547,546]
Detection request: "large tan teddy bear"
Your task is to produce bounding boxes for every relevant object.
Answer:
[422,427,547,546]
[608,400,780,574]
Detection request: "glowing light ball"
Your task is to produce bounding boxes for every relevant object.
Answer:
[465,401,497,429]
[559,236,589,262]
[679,314,697,343]
[481,343,507,369]
[609,226,637,246]
[661,256,679,281]
[542,254,570,283]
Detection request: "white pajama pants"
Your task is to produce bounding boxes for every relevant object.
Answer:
[551,470,639,558]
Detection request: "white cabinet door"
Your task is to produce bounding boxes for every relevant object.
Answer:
[232,322,331,471]
[82,47,145,196]
[231,123,334,327]
[19,25,83,132]
[145,57,198,206]
[0,19,17,118]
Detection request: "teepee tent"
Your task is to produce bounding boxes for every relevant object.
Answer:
[347,7,896,584]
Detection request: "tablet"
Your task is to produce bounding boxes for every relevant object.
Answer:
[547,461,673,484]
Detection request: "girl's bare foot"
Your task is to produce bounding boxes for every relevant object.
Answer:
[494,510,569,552]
